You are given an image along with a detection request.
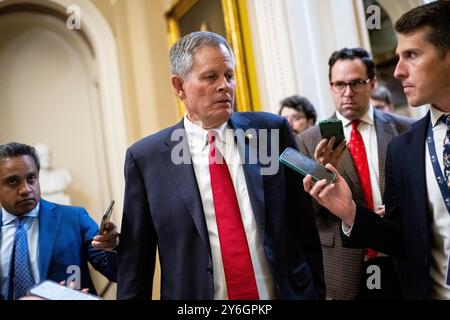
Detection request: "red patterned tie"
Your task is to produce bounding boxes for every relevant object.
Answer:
[208,131,259,300]
[348,120,377,259]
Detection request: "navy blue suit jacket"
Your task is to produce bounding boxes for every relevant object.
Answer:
[0,199,118,299]
[344,113,432,299]
[117,112,325,300]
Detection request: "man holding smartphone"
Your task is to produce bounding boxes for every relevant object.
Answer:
[304,0,450,300]
[0,142,119,300]
[297,47,413,299]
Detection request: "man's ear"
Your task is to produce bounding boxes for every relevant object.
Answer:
[171,75,186,100]
[370,77,377,90]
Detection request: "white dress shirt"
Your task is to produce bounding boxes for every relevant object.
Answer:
[1,203,40,298]
[336,106,383,209]
[426,106,450,299]
[184,115,276,300]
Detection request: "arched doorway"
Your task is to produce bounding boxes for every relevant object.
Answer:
[0,0,126,298]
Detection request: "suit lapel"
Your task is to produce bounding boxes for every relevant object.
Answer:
[38,199,60,280]
[405,114,429,238]
[230,113,266,237]
[161,120,211,253]
[374,110,394,195]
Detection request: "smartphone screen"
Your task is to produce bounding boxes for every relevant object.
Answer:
[279,147,336,184]
[99,200,114,234]
[319,119,345,149]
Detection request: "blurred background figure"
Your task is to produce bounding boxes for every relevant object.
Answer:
[370,86,395,114]
[278,95,317,136]
[34,144,71,205]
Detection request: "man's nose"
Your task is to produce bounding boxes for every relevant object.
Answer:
[394,59,406,79]
[343,84,354,96]
[217,76,231,91]
[19,182,33,195]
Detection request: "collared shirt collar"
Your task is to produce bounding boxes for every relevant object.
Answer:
[336,105,375,127]
[1,202,40,226]
[183,114,230,150]
[430,105,449,128]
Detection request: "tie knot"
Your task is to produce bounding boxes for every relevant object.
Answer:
[207,130,216,144]
[16,217,28,228]
[351,119,361,130]
[440,114,450,127]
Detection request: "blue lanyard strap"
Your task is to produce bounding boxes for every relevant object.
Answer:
[426,119,450,214]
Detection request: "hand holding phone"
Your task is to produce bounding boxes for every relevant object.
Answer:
[319,119,345,150]
[279,147,336,185]
[99,200,114,234]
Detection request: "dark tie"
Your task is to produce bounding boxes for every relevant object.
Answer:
[442,115,450,188]
[348,120,377,259]
[6,217,36,300]
[208,131,259,300]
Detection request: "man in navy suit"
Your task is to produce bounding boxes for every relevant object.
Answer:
[0,142,118,300]
[117,31,324,300]
[303,1,450,299]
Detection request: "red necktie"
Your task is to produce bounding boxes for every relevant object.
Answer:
[348,120,377,259]
[208,131,259,300]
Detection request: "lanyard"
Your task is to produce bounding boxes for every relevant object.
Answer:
[426,120,450,215]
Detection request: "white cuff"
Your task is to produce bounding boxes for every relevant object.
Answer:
[341,221,353,236]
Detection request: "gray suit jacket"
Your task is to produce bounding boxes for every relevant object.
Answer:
[296,109,414,299]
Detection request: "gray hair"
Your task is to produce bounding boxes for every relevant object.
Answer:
[169,31,234,79]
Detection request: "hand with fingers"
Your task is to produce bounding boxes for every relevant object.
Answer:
[314,137,346,168]
[92,222,120,251]
[302,163,356,227]
[60,280,89,293]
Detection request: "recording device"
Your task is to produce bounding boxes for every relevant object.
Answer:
[99,200,115,234]
[319,119,345,150]
[28,280,101,300]
[279,147,336,185]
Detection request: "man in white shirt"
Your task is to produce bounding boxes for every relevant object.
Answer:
[297,48,413,299]
[117,31,325,300]
[0,142,119,300]
[303,1,450,300]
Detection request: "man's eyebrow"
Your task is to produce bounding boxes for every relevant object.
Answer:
[2,174,19,181]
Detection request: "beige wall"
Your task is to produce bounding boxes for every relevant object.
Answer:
[90,0,181,299]
[91,0,179,144]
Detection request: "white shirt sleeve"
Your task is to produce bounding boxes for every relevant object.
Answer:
[341,221,353,237]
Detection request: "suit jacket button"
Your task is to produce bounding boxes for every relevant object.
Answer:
[206,267,213,275]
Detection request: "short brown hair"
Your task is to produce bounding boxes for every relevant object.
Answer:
[395,1,450,57]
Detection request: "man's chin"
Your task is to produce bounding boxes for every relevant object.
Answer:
[14,200,38,215]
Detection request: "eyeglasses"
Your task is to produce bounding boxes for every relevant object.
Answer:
[330,79,371,94]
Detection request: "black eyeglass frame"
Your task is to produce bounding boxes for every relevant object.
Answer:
[330,78,372,94]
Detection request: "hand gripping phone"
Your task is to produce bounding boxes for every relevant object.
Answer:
[99,200,115,234]
[319,119,345,150]
[279,147,336,185]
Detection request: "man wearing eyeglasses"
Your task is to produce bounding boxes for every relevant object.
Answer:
[297,47,413,300]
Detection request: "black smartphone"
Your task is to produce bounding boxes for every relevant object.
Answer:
[279,147,336,184]
[99,200,114,234]
[319,119,345,149]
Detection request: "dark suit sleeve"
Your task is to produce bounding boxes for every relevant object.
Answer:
[343,143,404,256]
[117,149,157,300]
[283,120,325,299]
[78,208,118,282]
